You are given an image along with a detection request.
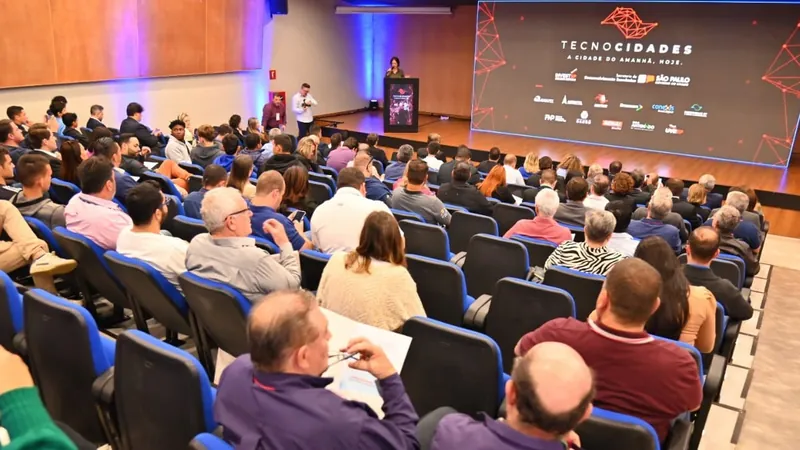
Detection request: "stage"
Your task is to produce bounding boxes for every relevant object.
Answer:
[319,110,800,238]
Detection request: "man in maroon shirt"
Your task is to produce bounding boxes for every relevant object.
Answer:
[515,258,702,442]
[261,94,286,131]
[503,188,571,244]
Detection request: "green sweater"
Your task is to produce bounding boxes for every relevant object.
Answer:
[0,387,76,450]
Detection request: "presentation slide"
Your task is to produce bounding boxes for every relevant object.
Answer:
[471,2,800,167]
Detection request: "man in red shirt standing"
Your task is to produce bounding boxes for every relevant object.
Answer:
[262,94,286,131]
[515,258,702,442]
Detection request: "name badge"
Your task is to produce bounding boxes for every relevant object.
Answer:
[276,113,280,121]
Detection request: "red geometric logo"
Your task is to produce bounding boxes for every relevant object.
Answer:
[601,7,658,40]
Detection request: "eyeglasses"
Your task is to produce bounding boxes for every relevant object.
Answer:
[226,207,250,220]
[327,352,358,369]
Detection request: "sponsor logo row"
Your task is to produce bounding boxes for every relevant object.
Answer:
[555,69,691,87]
[534,94,708,118]
[543,110,685,135]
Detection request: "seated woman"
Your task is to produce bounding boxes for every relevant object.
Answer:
[687,183,710,223]
[591,236,715,352]
[518,153,538,179]
[58,141,88,185]
[477,165,514,204]
[557,154,583,180]
[604,172,637,211]
[295,136,321,174]
[246,117,262,136]
[281,165,318,218]
[227,155,256,200]
[229,114,245,143]
[543,209,626,277]
[317,211,425,331]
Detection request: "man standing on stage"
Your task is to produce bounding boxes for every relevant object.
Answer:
[292,83,317,138]
[262,94,287,132]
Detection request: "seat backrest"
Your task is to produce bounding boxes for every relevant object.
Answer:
[427,170,439,185]
[714,255,744,289]
[391,208,424,223]
[104,252,191,335]
[172,215,207,243]
[401,317,504,417]
[447,211,498,253]
[309,172,337,194]
[653,335,704,376]
[442,203,467,216]
[190,433,234,450]
[49,178,81,205]
[53,227,131,310]
[0,271,22,350]
[558,222,586,242]
[319,165,339,178]
[178,272,251,357]
[23,289,112,443]
[308,180,333,203]
[251,235,279,254]
[506,183,534,199]
[463,234,529,298]
[485,278,575,373]
[139,171,183,201]
[115,330,215,450]
[24,216,66,257]
[188,175,204,193]
[576,407,660,450]
[542,266,605,321]
[179,162,205,176]
[299,250,331,291]
[492,203,535,236]
[509,235,558,268]
[406,255,470,326]
[400,220,451,261]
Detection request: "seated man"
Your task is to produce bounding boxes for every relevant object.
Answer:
[631,197,688,243]
[61,113,89,148]
[117,181,188,291]
[666,178,702,230]
[215,290,419,448]
[0,119,26,165]
[629,169,652,205]
[260,127,282,161]
[11,154,65,229]
[503,189,571,245]
[391,160,451,226]
[239,132,268,170]
[536,169,565,203]
[65,157,133,250]
[183,164,228,219]
[713,205,759,277]
[119,133,191,193]
[544,209,626,276]
[250,171,312,251]
[26,127,61,177]
[684,226,754,320]
[186,187,300,303]
[120,102,161,150]
[164,119,193,164]
[353,151,391,206]
[326,137,357,173]
[432,341,593,449]
[477,147,501,173]
[438,145,480,185]
[365,133,389,169]
[516,258,703,442]
[554,177,589,227]
[606,200,640,257]
[628,187,681,252]
[423,141,443,171]
[213,134,241,172]
[91,137,138,203]
[311,168,395,253]
[260,134,300,175]
[502,153,525,186]
[191,125,223,168]
[583,175,610,211]
[0,147,20,200]
[436,162,494,216]
[706,190,761,252]
[384,144,414,181]
[86,104,105,130]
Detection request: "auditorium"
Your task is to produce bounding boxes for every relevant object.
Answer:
[0,0,795,448]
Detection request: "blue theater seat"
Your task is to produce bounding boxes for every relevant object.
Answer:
[492,203,535,236]
[543,265,605,321]
[510,235,558,268]
[190,433,233,450]
[138,171,184,201]
[576,407,693,450]
[462,234,529,298]
[173,215,207,242]
[308,180,333,204]
[406,254,475,326]
[0,270,22,351]
[391,208,425,223]
[299,250,331,291]
[447,211,498,254]
[24,216,66,257]
[49,178,81,205]
[309,171,337,194]
[399,220,453,261]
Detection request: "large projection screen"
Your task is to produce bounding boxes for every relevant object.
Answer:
[471,1,800,167]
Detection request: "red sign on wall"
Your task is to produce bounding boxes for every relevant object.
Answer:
[269,69,277,80]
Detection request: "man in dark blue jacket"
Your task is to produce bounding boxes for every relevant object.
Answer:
[183,164,227,219]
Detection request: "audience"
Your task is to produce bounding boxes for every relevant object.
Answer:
[49,100,67,135]
[423,141,443,171]
[91,137,138,203]
[62,113,89,147]
[191,125,223,168]
[744,186,763,216]
[227,155,257,200]
[391,160,451,226]
[438,145,480,185]
[644,172,660,194]
[216,124,234,145]
[119,134,191,193]
[214,134,241,172]
[477,147,501,173]
[604,172,635,206]
[707,190,761,251]
[86,105,105,129]
[713,205,760,277]
[503,189,571,244]
[544,209,626,276]
[584,174,610,210]
[309,125,329,161]
[327,137,357,173]
[385,144,414,180]
[261,134,300,175]
[117,181,188,291]
[0,119,25,162]
[516,258,702,442]
[608,160,622,179]
[311,168,395,253]
[178,112,196,147]
[630,169,652,205]
[295,136,321,173]
[699,174,723,209]
[229,115,246,143]
[687,184,711,223]
[352,151,391,205]
[606,200,640,257]
[215,290,419,448]
[27,127,61,176]
[554,177,589,226]
[557,154,583,180]
[437,162,494,215]
[281,165,319,218]
[87,125,113,150]
[65,157,133,250]
[11,154,65,229]
[526,155,557,188]
[186,187,300,303]
[684,227,754,320]
[165,119,193,164]
[502,153,525,186]
[57,140,87,185]
[183,164,227,219]
[0,148,18,200]
[364,133,389,169]
[519,152,538,179]
[477,165,515,204]
[318,211,425,331]
[586,163,603,182]
[239,132,267,170]
[6,105,30,135]
[537,169,565,202]
[666,178,701,230]
[250,171,312,251]
[120,102,161,149]
[627,187,681,252]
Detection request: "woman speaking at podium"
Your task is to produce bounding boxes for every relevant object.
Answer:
[385,56,405,78]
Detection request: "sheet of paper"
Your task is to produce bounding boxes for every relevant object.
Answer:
[513,194,523,205]
[143,161,158,169]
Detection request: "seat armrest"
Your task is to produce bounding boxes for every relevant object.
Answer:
[92,367,122,449]
[12,332,27,357]
[741,288,751,302]
[664,418,692,450]
[704,355,725,399]
[721,320,741,362]
[451,251,467,267]
[762,220,770,234]
[92,367,116,406]
[463,294,492,330]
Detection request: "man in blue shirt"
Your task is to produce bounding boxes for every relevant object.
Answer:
[183,164,227,219]
[354,151,392,206]
[215,290,419,449]
[249,170,312,251]
[384,144,413,180]
[704,190,762,252]
[627,187,681,252]
[213,134,240,172]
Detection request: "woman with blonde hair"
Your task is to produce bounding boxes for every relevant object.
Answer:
[227,155,257,200]
[687,183,710,222]
[477,165,515,203]
[295,136,321,173]
[520,152,538,178]
[586,163,603,181]
[318,211,425,331]
[246,117,261,136]
[177,112,195,146]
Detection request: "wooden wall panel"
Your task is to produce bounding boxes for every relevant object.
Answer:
[137,0,208,77]
[207,0,264,73]
[0,0,58,87]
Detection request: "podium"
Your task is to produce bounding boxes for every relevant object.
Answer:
[384,77,419,133]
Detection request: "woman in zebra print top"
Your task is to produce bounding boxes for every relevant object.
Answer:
[544,209,627,276]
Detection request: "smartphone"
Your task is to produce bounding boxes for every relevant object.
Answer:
[291,210,307,223]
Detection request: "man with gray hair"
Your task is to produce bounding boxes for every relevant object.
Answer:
[384,144,414,180]
[628,187,681,252]
[503,189,571,244]
[713,205,760,277]
[185,187,301,303]
[214,289,420,448]
[260,127,282,160]
[707,189,762,252]
[699,173,723,209]
[543,209,626,276]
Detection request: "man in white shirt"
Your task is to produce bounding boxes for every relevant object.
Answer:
[116,181,189,291]
[584,174,611,211]
[291,83,318,139]
[423,141,443,171]
[311,167,395,253]
[503,154,525,186]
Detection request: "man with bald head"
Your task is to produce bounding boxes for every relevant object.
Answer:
[354,150,392,205]
[430,342,594,449]
[516,258,702,442]
[250,170,312,250]
[214,289,420,449]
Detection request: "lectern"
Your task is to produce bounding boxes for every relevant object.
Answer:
[384,78,419,133]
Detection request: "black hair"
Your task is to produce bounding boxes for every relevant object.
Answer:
[126,181,164,226]
[62,112,78,128]
[169,119,186,130]
[77,156,114,194]
[222,134,240,155]
[245,132,261,150]
[126,102,144,117]
[634,237,690,341]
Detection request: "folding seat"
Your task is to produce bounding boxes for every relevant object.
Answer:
[49,178,81,204]
[309,171,337,194]
[576,407,691,450]
[372,159,384,175]
[24,216,67,257]
[558,222,585,242]
[173,215,208,242]
[447,211,498,254]
[462,234,529,298]
[717,254,747,289]
[0,270,22,351]
[391,208,424,223]
[252,235,279,254]
[509,235,557,268]
[190,434,233,450]
[23,289,115,444]
[542,266,605,321]
[320,165,338,179]
[308,180,333,204]
[139,171,184,201]
[401,317,507,418]
[179,161,205,176]
[506,183,536,199]
[406,255,475,326]
[188,174,204,193]
[442,203,467,216]
[427,170,439,185]
[399,220,453,261]
[299,250,331,291]
[492,203,535,236]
